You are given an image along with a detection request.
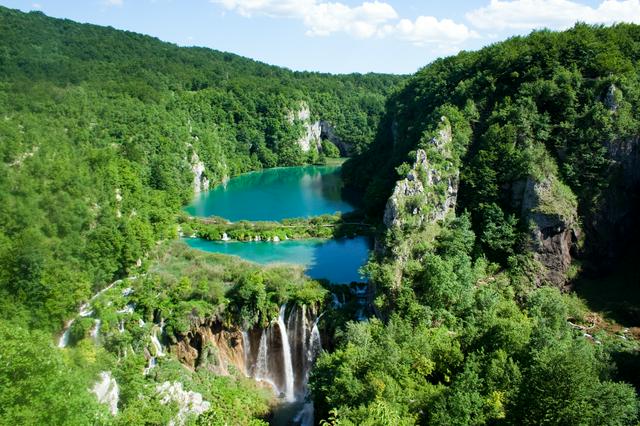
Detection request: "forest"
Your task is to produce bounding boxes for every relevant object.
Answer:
[0,4,639,426]
[326,23,640,424]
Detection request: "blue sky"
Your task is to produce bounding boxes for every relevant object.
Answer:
[1,0,639,74]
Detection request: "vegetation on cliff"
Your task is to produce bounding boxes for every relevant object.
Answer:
[0,5,639,426]
[314,23,640,424]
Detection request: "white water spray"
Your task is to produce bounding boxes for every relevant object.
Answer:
[277,305,295,402]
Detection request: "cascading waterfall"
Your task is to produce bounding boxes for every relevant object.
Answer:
[277,305,296,402]
[91,319,102,341]
[253,327,278,392]
[145,320,165,375]
[243,303,323,425]
[57,276,141,348]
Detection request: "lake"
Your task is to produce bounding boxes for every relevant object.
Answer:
[184,165,370,283]
[184,237,370,284]
[184,165,354,221]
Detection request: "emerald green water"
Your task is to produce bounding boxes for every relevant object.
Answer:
[184,165,354,221]
[184,165,370,283]
[184,237,370,284]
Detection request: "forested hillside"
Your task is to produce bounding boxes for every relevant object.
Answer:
[316,23,640,424]
[0,7,403,423]
[0,6,401,331]
[1,5,639,425]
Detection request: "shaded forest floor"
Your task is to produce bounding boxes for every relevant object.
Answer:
[573,249,640,391]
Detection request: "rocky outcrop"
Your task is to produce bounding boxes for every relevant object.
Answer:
[320,120,350,155]
[289,102,322,153]
[383,117,457,228]
[518,175,579,287]
[288,102,346,155]
[587,135,640,260]
[92,371,119,416]
[604,83,620,113]
[190,150,209,194]
[170,317,246,376]
[156,381,211,425]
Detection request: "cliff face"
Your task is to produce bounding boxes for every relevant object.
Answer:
[380,117,459,288]
[515,174,579,287]
[168,304,322,401]
[383,117,457,229]
[190,150,210,194]
[588,135,640,261]
[288,102,347,155]
[169,317,246,376]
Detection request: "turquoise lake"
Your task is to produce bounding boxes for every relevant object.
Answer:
[184,237,370,284]
[184,165,354,221]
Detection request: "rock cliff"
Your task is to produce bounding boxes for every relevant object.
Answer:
[288,101,346,155]
[190,150,210,194]
[170,317,246,376]
[588,135,640,261]
[516,174,579,287]
[383,117,457,229]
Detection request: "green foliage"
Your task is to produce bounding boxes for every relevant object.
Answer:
[313,213,640,424]
[0,320,104,425]
[0,5,401,332]
[321,140,341,158]
[345,22,640,267]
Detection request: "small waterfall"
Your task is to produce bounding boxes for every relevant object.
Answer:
[277,305,295,402]
[57,275,142,348]
[91,319,101,342]
[150,324,164,357]
[253,327,278,393]
[58,319,74,348]
[243,303,323,424]
[241,330,250,377]
[145,321,165,375]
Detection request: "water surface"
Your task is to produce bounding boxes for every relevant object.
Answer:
[184,237,370,284]
[185,165,353,221]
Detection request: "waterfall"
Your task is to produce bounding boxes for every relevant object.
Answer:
[277,305,295,402]
[57,275,142,348]
[58,319,74,348]
[91,319,101,342]
[253,327,278,393]
[150,322,165,357]
[241,303,323,424]
[241,330,250,377]
[145,321,165,375]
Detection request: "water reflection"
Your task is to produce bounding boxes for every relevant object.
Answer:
[183,237,370,284]
[184,166,353,221]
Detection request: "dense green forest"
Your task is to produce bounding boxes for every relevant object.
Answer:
[320,23,640,424]
[0,6,401,424]
[1,5,639,425]
[0,6,401,331]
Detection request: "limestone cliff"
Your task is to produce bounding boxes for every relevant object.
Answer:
[516,174,579,287]
[288,102,322,153]
[288,101,346,155]
[190,150,209,194]
[587,135,640,260]
[383,117,457,229]
[169,317,246,376]
[380,117,458,288]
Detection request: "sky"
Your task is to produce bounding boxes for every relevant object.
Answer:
[1,0,639,74]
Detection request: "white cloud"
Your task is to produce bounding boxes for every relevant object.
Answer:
[31,3,42,9]
[105,0,124,6]
[466,0,640,31]
[211,0,475,47]
[392,16,478,47]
